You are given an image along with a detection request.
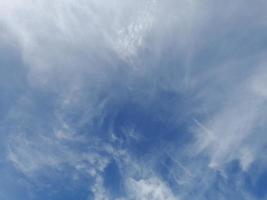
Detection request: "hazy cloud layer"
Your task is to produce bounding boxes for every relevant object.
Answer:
[1,0,267,199]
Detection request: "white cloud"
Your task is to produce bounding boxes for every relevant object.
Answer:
[0,0,158,74]
[114,0,156,60]
[2,0,267,199]
[126,177,177,200]
[194,62,267,171]
[7,131,110,191]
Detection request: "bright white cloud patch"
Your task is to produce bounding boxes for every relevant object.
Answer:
[127,177,176,200]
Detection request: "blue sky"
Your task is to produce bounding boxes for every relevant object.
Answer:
[1,0,267,199]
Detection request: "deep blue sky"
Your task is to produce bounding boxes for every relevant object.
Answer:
[1,0,267,199]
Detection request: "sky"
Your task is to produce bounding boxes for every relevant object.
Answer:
[1,0,267,199]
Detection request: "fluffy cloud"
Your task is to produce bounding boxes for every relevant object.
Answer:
[126,177,176,200]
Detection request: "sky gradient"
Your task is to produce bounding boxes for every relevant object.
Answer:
[1,0,267,199]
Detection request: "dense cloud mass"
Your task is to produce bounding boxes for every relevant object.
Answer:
[1,0,267,199]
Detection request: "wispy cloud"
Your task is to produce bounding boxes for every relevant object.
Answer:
[1,0,267,199]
